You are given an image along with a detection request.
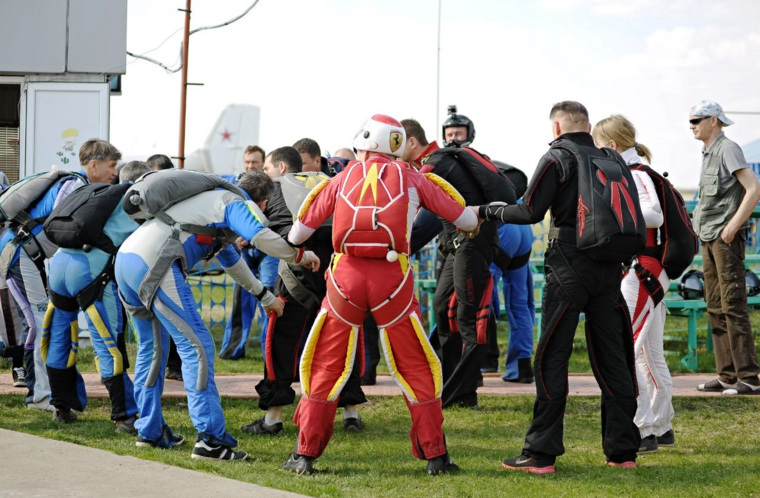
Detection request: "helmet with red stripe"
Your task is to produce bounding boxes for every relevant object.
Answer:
[352,114,406,158]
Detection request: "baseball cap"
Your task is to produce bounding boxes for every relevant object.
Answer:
[690,100,734,126]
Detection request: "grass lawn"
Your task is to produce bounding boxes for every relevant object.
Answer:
[1,394,760,497]
[3,286,760,496]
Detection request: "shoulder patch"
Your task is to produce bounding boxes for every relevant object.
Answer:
[424,172,465,206]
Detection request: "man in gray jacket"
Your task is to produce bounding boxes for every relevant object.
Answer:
[691,100,760,395]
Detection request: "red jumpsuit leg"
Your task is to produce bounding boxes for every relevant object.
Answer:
[293,307,360,458]
[381,307,447,459]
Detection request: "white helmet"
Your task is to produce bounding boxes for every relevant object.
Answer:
[351,114,406,158]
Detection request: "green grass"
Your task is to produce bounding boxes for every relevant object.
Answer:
[2,394,760,497]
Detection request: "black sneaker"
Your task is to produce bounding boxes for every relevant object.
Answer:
[502,454,555,475]
[136,432,185,449]
[697,378,735,392]
[241,416,284,436]
[657,430,675,446]
[360,374,376,386]
[115,416,138,435]
[191,441,248,461]
[282,450,315,475]
[638,434,658,454]
[53,408,78,424]
[12,367,26,388]
[165,368,183,382]
[343,416,365,432]
[426,453,460,475]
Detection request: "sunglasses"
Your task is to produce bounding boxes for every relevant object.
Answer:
[689,116,710,125]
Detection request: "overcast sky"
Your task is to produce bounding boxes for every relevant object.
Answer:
[111,0,760,189]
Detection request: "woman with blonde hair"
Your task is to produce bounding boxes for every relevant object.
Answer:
[592,115,675,454]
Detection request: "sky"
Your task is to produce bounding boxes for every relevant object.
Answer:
[111,0,760,190]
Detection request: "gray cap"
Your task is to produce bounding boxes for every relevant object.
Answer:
[690,99,734,126]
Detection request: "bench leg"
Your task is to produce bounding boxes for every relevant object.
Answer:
[679,310,698,372]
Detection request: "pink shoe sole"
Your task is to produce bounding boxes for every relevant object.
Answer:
[502,461,556,474]
[607,461,636,469]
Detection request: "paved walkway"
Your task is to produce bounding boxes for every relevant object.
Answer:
[0,371,724,399]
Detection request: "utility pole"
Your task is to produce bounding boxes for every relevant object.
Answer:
[435,0,442,133]
[178,0,191,168]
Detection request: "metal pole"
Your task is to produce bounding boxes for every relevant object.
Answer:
[435,0,441,134]
[178,0,191,168]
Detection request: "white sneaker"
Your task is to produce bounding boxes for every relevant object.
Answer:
[26,399,55,412]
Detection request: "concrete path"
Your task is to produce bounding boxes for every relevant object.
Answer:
[0,371,725,399]
[0,428,302,498]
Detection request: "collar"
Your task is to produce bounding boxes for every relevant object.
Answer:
[415,141,440,167]
[620,148,644,165]
[702,132,725,156]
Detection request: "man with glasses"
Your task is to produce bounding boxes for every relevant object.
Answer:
[690,100,760,395]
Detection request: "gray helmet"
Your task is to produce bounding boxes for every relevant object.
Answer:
[746,269,760,297]
[678,270,704,300]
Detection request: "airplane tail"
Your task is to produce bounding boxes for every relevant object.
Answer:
[184,104,260,175]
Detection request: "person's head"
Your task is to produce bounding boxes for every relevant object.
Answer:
[591,115,652,163]
[441,105,475,147]
[351,114,406,161]
[689,100,733,145]
[119,161,151,183]
[549,101,590,139]
[293,138,321,172]
[237,170,275,211]
[146,154,173,171]
[263,146,303,179]
[79,139,121,184]
[243,145,265,172]
[333,147,356,161]
[400,118,429,163]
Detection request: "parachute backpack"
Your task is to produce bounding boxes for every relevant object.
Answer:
[550,139,645,263]
[122,169,248,251]
[276,171,331,220]
[423,147,517,205]
[630,164,699,280]
[43,183,131,254]
[0,170,88,229]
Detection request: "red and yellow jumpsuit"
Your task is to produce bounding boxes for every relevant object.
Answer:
[287,154,478,460]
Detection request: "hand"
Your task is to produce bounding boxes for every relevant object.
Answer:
[300,250,320,272]
[721,224,738,244]
[236,236,251,249]
[468,205,483,221]
[263,297,285,318]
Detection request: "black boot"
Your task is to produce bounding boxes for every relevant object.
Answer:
[47,365,85,412]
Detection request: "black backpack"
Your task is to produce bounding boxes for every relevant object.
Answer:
[630,163,699,279]
[551,139,646,263]
[423,147,517,205]
[43,183,131,254]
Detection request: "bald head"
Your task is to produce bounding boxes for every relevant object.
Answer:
[333,148,356,161]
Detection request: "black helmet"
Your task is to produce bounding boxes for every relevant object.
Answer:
[747,269,760,297]
[678,269,704,300]
[442,105,475,147]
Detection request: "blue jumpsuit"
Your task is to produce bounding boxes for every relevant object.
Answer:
[43,201,139,420]
[489,223,535,380]
[115,189,297,447]
[0,172,85,406]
